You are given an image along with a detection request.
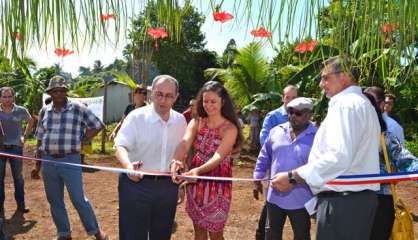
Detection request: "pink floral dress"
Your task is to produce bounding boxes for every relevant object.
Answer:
[186,119,232,232]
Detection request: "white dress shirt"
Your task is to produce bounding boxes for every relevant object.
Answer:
[382,112,405,144]
[298,86,380,194]
[114,104,187,172]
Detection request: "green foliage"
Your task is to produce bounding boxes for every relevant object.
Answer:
[205,42,271,107]
[127,3,219,106]
[405,135,418,157]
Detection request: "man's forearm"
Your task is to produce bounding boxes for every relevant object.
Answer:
[84,128,103,140]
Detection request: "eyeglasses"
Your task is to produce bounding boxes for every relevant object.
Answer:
[287,108,305,117]
[153,91,176,101]
[320,71,343,81]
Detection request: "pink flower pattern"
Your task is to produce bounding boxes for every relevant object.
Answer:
[186,119,232,232]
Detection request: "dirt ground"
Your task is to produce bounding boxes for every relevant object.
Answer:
[1,149,417,240]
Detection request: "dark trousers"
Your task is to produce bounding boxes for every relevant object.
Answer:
[255,203,268,240]
[118,174,178,240]
[0,147,25,210]
[316,190,377,240]
[266,202,311,240]
[370,194,394,240]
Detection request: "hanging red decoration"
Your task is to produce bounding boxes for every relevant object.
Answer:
[213,11,234,23]
[15,32,22,41]
[294,40,317,54]
[147,27,168,48]
[383,23,393,33]
[55,48,74,57]
[101,13,116,21]
[250,27,272,38]
[306,40,318,52]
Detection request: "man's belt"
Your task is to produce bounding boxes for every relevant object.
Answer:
[318,190,373,198]
[142,175,172,181]
[3,145,19,150]
[46,152,79,158]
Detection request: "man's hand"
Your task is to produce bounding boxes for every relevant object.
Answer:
[127,161,143,182]
[253,181,263,200]
[271,172,293,192]
[171,160,187,184]
[31,169,40,180]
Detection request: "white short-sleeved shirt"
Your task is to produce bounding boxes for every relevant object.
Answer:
[114,104,187,172]
[298,86,381,194]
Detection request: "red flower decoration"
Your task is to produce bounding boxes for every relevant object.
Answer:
[213,11,234,23]
[250,27,272,38]
[306,40,318,52]
[294,40,317,54]
[15,32,22,41]
[101,13,116,21]
[55,48,74,57]
[295,42,308,53]
[147,27,168,39]
[383,23,394,33]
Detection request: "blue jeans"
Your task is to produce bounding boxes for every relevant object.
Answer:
[42,154,99,237]
[0,147,25,209]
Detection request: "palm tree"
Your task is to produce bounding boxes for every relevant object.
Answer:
[205,42,270,107]
[93,60,104,74]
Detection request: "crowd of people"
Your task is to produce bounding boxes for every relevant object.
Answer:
[0,55,417,240]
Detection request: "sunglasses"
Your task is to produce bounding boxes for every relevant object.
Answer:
[287,108,305,117]
[135,89,147,95]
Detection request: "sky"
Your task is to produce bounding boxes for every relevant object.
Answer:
[26,1,312,77]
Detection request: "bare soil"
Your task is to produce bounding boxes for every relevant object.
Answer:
[1,149,417,239]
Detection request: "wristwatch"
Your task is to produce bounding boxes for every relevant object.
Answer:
[288,171,297,185]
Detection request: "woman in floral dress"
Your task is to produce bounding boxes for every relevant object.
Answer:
[171,81,243,240]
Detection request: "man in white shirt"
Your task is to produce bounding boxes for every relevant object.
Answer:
[271,56,381,240]
[114,75,187,240]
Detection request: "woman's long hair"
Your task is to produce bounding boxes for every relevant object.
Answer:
[195,81,243,150]
[363,92,387,133]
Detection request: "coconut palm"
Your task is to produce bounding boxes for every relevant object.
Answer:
[205,42,270,107]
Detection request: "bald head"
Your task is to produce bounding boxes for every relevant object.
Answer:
[282,85,298,107]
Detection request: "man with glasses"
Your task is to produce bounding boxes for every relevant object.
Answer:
[0,87,34,217]
[34,76,107,240]
[255,84,298,240]
[271,56,380,240]
[115,75,187,240]
[254,97,316,240]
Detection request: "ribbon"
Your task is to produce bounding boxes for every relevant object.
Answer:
[1,152,417,184]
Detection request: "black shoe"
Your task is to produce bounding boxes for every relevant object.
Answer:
[16,207,29,214]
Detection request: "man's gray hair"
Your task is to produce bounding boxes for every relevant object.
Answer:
[151,75,179,93]
[0,87,15,97]
[323,56,360,82]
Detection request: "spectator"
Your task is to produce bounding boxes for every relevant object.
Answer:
[0,87,34,216]
[34,76,107,240]
[362,91,418,240]
[182,99,197,124]
[109,85,147,141]
[366,87,405,144]
[384,94,401,124]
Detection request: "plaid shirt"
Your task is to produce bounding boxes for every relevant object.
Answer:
[36,100,104,154]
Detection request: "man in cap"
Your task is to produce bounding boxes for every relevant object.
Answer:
[0,87,34,216]
[255,84,298,240]
[253,97,316,240]
[34,76,108,240]
[271,56,380,240]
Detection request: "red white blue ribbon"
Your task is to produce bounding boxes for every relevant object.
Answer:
[1,151,417,184]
